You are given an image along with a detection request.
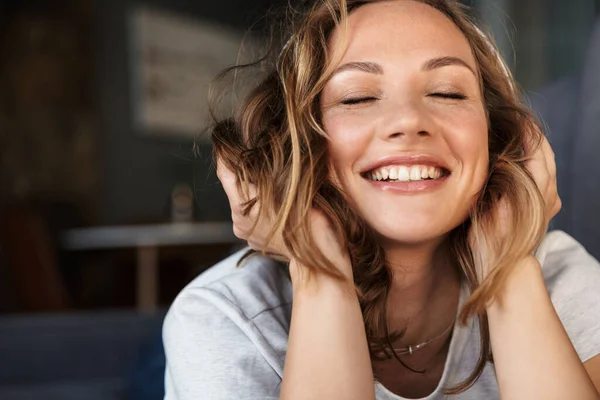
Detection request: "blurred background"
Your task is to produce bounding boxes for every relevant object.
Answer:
[0,0,598,399]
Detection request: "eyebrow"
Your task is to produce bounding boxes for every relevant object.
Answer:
[422,56,476,76]
[331,56,476,77]
[332,61,384,75]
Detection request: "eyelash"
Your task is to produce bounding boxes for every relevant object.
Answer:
[341,97,378,105]
[430,92,467,100]
[340,92,467,105]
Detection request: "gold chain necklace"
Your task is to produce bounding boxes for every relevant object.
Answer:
[393,318,456,356]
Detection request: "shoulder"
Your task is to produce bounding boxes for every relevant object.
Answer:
[162,250,292,399]
[163,248,292,368]
[535,230,600,361]
[536,230,600,291]
[177,248,293,320]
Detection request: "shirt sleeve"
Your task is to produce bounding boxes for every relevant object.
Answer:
[540,231,600,362]
[163,286,281,400]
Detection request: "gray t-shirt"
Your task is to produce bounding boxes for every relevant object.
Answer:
[163,231,600,399]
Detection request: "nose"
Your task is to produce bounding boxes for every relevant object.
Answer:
[377,96,435,142]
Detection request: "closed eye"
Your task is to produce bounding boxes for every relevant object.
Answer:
[429,92,467,100]
[341,97,378,105]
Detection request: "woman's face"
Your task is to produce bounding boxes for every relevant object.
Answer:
[320,0,489,247]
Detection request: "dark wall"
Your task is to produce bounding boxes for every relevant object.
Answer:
[95,0,275,225]
[90,0,600,225]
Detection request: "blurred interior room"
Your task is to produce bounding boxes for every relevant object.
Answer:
[0,0,598,399]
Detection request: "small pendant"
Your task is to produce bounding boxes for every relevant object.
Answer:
[408,345,413,355]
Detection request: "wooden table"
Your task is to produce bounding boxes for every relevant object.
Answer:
[61,222,241,311]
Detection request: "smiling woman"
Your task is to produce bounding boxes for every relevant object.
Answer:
[163,1,600,399]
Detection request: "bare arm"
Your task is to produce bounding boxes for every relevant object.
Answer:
[216,160,374,399]
[585,355,600,393]
[487,256,600,400]
[280,259,374,400]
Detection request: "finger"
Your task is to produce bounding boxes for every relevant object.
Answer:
[539,136,559,203]
[240,172,257,201]
[232,221,247,241]
[523,136,558,219]
[216,158,237,196]
[541,136,557,178]
[218,159,258,210]
[523,124,550,174]
[525,140,548,190]
[216,157,232,181]
[552,195,562,218]
[246,240,261,251]
[524,136,546,166]
[218,157,259,201]
[522,122,544,154]
[535,162,560,223]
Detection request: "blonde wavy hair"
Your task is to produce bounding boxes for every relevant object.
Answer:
[211,0,546,393]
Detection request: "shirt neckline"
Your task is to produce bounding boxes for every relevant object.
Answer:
[374,282,472,400]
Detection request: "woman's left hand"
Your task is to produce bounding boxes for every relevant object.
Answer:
[469,133,562,282]
[524,134,561,224]
[491,134,561,240]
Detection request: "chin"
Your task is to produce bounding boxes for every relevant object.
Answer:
[378,229,449,247]
[366,214,465,247]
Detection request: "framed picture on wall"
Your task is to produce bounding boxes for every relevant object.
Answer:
[128,6,252,140]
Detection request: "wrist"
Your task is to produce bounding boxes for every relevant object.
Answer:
[486,256,546,316]
[289,258,356,298]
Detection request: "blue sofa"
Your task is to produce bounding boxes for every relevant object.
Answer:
[0,310,165,400]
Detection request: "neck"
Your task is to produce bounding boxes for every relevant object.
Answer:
[384,238,461,347]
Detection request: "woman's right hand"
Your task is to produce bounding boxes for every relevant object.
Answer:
[216,158,373,400]
[216,158,352,281]
[217,157,290,259]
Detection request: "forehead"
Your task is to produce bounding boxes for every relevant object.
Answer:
[329,0,476,67]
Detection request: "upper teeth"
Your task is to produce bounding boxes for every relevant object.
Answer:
[367,165,443,182]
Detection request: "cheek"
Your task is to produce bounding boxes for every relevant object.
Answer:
[324,113,374,180]
[436,107,489,213]
[442,107,489,169]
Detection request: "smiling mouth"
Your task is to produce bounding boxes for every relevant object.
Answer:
[361,164,451,182]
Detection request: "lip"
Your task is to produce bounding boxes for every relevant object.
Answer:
[359,153,451,175]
